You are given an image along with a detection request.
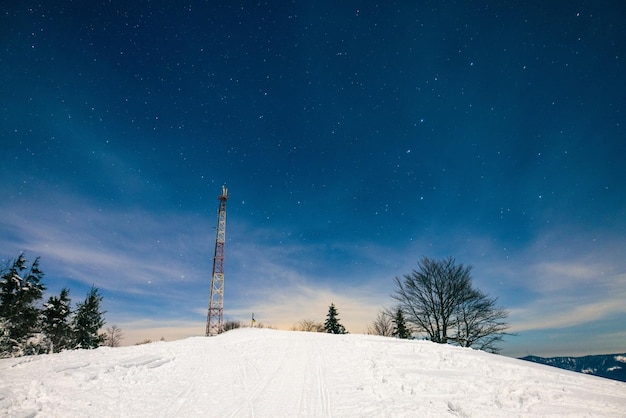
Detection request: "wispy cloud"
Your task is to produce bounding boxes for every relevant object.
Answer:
[510,296,626,332]
[0,191,212,302]
[476,232,626,342]
[2,189,625,356]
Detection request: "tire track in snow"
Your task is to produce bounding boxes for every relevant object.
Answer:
[226,353,268,418]
[161,341,239,417]
[278,333,332,417]
[224,331,336,417]
[284,333,333,417]
[164,358,204,418]
[313,345,332,417]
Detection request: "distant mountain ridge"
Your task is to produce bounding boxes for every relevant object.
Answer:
[520,353,626,382]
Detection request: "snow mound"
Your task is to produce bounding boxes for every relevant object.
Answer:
[1,328,625,417]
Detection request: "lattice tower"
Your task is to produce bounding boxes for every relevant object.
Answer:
[206,185,228,336]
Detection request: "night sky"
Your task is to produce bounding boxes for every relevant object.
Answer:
[2,1,625,357]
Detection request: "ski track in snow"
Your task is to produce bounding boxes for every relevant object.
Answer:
[1,328,626,417]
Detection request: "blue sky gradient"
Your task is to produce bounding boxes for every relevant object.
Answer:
[1,1,625,357]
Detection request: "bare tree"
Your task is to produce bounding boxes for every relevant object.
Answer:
[367,310,394,336]
[454,289,511,353]
[294,319,325,332]
[104,325,124,347]
[393,256,510,351]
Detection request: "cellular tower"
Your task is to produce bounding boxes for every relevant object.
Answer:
[205,185,229,336]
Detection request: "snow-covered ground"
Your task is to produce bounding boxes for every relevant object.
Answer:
[1,328,625,417]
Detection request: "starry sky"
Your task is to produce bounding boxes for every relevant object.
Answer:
[1,1,625,357]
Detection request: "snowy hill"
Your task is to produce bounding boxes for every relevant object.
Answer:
[1,328,625,417]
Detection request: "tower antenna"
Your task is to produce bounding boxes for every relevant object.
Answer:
[206,185,229,336]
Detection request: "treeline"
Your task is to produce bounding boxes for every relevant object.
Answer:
[0,253,106,358]
[370,256,512,353]
[292,257,511,353]
[291,303,351,334]
[292,303,408,338]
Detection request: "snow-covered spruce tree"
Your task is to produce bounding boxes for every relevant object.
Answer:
[324,303,347,334]
[0,264,9,357]
[0,254,46,356]
[0,318,12,358]
[392,308,411,339]
[41,288,73,352]
[72,286,106,349]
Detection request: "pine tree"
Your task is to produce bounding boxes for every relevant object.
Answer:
[324,303,347,334]
[41,288,73,352]
[0,254,46,355]
[0,318,12,358]
[72,286,106,349]
[393,308,411,339]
